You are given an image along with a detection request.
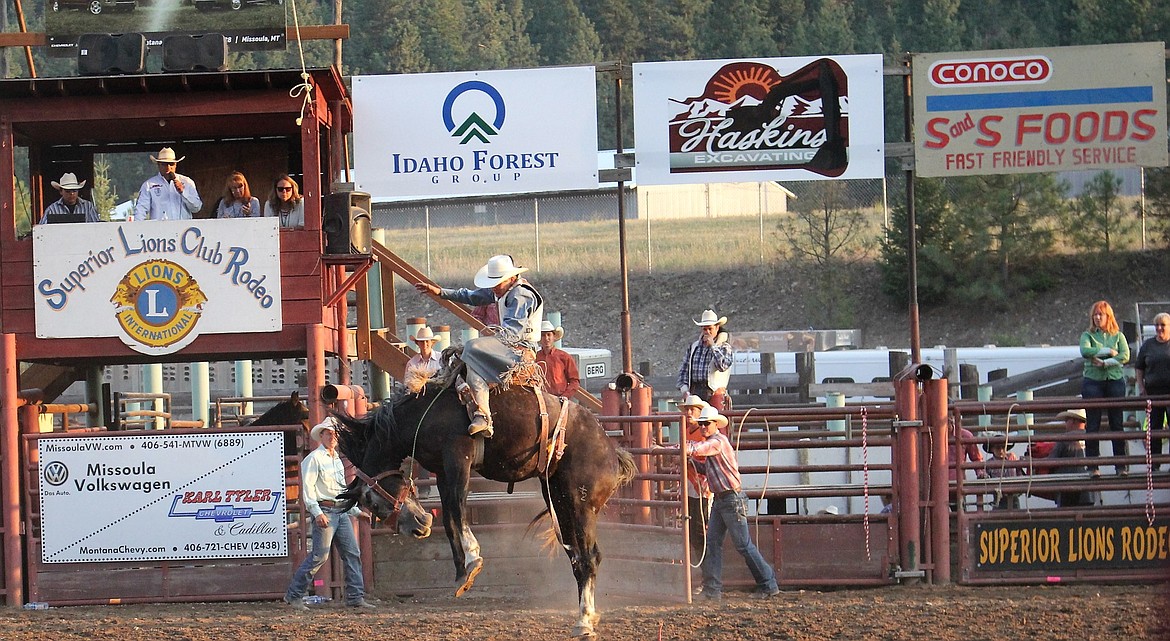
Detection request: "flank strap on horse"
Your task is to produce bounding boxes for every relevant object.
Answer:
[534,387,570,475]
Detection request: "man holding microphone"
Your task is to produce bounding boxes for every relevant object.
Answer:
[134,147,202,221]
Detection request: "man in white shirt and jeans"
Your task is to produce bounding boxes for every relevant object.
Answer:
[284,417,376,610]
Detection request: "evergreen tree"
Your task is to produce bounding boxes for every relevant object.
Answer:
[696,0,775,59]
[1144,167,1170,247]
[950,173,1062,291]
[880,177,961,307]
[1066,171,1133,254]
[790,0,856,55]
[528,0,603,66]
[91,155,117,222]
[578,0,645,63]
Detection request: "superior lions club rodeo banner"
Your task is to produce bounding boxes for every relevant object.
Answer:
[632,55,886,184]
[34,218,282,356]
[352,66,599,198]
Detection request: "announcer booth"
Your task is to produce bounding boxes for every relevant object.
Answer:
[0,67,368,606]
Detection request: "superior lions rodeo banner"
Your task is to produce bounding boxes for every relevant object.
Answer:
[33,218,282,356]
[913,42,1168,177]
[352,66,599,198]
[632,55,886,184]
[38,431,287,563]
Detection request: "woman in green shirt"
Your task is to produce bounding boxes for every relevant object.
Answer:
[1079,300,1130,477]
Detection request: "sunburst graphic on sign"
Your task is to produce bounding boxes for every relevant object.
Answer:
[708,62,784,104]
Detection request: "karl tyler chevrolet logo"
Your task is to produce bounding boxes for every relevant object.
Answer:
[443,80,506,144]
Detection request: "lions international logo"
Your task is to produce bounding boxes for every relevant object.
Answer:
[111,259,207,352]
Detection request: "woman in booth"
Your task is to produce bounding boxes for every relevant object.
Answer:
[263,175,305,228]
[215,171,260,219]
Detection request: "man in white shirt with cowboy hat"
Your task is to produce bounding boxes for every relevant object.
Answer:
[415,254,543,437]
[677,309,733,411]
[134,147,202,221]
[40,172,100,224]
[284,417,376,610]
[403,326,443,394]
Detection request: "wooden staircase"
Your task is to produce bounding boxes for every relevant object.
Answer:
[19,363,82,403]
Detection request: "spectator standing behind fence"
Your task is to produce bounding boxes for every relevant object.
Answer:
[659,405,779,601]
[134,147,201,221]
[40,172,100,224]
[982,434,1021,510]
[1079,300,1130,477]
[1135,312,1170,471]
[1049,409,1099,507]
[283,418,376,610]
[677,309,733,411]
[535,321,580,401]
[263,175,305,228]
[215,171,260,219]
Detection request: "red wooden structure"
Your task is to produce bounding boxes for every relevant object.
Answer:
[0,67,371,605]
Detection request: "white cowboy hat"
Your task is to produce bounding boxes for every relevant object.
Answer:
[1056,409,1087,423]
[693,309,728,327]
[695,404,729,430]
[51,172,86,190]
[309,417,339,442]
[411,326,437,343]
[149,147,185,163]
[677,394,707,410]
[539,320,564,341]
[474,254,528,289]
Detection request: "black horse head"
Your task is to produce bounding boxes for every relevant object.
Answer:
[334,404,433,538]
[247,392,310,456]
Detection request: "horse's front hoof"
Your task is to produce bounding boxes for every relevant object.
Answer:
[454,558,483,597]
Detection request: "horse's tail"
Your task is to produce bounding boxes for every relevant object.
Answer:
[615,447,637,487]
[525,510,562,555]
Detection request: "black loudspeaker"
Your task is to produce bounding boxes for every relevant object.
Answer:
[77,33,146,75]
[323,191,372,255]
[161,33,229,73]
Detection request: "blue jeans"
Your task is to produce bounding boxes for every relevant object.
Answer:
[285,510,365,605]
[700,491,777,595]
[1082,378,1128,464]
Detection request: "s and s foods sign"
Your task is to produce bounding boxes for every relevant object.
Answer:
[913,42,1167,177]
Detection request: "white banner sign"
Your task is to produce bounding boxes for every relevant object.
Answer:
[913,42,1168,177]
[633,55,886,184]
[33,218,282,356]
[353,66,600,198]
[39,432,288,564]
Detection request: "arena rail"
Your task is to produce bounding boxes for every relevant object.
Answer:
[949,397,1170,584]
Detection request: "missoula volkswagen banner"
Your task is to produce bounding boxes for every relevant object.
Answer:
[913,42,1168,177]
[38,432,287,563]
[632,55,886,184]
[352,66,599,198]
[33,218,282,356]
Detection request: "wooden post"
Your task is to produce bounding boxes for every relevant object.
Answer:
[795,352,815,403]
[959,364,979,400]
[1,333,24,605]
[888,350,910,380]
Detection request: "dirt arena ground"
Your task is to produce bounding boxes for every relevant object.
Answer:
[1,583,1165,641]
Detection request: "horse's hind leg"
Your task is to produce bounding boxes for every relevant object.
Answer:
[544,480,601,638]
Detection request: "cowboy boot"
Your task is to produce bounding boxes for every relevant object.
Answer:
[466,371,493,438]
